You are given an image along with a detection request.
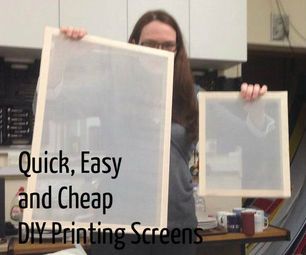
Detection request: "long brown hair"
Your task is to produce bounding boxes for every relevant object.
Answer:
[129,10,198,143]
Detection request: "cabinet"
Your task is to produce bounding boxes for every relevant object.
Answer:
[127,0,190,53]
[60,0,127,42]
[190,0,247,66]
[0,0,58,49]
[127,0,246,67]
[0,0,247,66]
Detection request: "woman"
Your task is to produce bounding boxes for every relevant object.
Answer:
[61,10,267,254]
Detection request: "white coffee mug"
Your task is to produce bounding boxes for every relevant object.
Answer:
[254,210,269,232]
[233,207,246,215]
[255,209,265,217]
[244,208,257,213]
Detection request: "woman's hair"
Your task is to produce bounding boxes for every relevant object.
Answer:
[129,10,198,143]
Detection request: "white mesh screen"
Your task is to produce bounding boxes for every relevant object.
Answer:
[198,92,290,198]
[24,28,174,232]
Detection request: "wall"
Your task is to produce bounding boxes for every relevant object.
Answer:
[248,0,306,48]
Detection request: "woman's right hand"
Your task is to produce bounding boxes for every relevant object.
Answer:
[60,27,87,40]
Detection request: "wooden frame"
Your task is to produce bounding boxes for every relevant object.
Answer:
[198,92,290,198]
[23,27,174,233]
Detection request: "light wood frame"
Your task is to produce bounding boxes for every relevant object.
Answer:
[198,92,291,198]
[23,27,174,233]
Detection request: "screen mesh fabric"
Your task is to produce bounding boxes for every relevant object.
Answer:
[198,92,290,198]
[24,28,174,232]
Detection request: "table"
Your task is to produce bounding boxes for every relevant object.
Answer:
[1,226,290,255]
[198,226,290,255]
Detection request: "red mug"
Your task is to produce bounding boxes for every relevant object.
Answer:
[241,212,255,236]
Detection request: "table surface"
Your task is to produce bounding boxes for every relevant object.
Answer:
[1,226,290,254]
[201,225,290,244]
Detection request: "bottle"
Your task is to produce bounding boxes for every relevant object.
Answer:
[10,186,25,224]
[193,185,206,222]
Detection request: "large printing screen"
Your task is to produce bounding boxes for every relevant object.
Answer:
[23,28,174,233]
[198,92,290,198]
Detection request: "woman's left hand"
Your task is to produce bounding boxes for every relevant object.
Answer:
[240,83,268,101]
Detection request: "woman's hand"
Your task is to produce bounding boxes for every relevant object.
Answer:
[60,27,87,40]
[240,83,268,129]
[240,83,268,101]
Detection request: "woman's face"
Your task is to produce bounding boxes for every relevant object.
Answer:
[139,21,177,52]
